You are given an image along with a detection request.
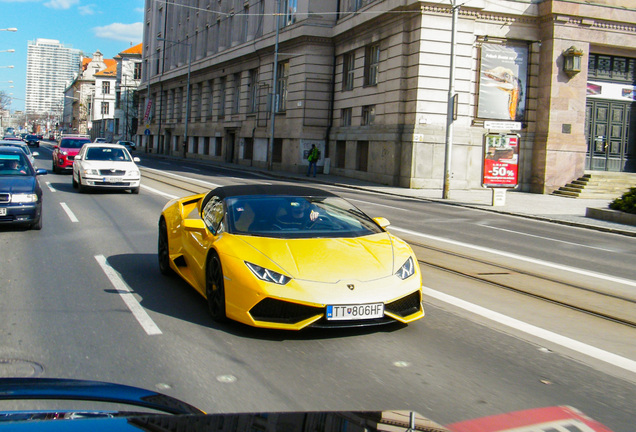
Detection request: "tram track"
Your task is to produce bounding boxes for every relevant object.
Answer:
[408,239,636,328]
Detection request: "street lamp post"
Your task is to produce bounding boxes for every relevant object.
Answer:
[0,28,17,32]
[267,0,282,171]
[0,50,15,53]
[157,37,191,159]
[442,0,459,199]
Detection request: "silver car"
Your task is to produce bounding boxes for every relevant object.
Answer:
[0,140,39,168]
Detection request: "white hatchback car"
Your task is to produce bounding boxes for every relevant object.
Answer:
[72,143,141,194]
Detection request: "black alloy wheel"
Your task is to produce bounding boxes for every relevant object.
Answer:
[158,218,173,276]
[206,251,227,322]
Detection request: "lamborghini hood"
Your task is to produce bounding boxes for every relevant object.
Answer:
[237,233,398,283]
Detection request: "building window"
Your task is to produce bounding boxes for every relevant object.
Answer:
[356,140,368,172]
[335,140,346,168]
[242,5,249,43]
[361,105,375,125]
[588,54,636,83]
[101,102,109,115]
[215,137,223,156]
[115,118,120,134]
[134,63,142,80]
[273,138,283,163]
[219,77,226,119]
[364,43,380,86]
[283,0,297,27]
[341,108,352,126]
[208,79,214,118]
[232,73,241,114]
[196,83,203,119]
[115,90,121,109]
[276,61,289,113]
[248,69,258,113]
[102,81,111,95]
[243,137,254,160]
[342,52,355,91]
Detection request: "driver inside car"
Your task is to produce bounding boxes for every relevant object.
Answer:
[275,199,319,229]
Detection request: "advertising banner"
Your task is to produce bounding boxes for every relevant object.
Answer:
[478,44,528,122]
[300,139,324,165]
[482,133,519,188]
[143,99,153,124]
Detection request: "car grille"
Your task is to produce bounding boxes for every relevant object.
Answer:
[67,156,74,161]
[385,291,422,318]
[98,169,126,176]
[311,316,396,328]
[92,181,131,186]
[0,194,9,204]
[249,298,322,324]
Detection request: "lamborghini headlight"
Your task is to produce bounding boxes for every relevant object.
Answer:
[11,193,38,203]
[396,257,415,280]
[245,262,291,285]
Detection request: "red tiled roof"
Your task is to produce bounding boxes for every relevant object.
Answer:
[120,43,142,55]
[104,59,117,68]
[94,63,117,77]
[81,57,92,71]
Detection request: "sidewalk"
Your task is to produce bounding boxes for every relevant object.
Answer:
[142,152,636,236]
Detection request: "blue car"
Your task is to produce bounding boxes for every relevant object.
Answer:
[0,147,47,230]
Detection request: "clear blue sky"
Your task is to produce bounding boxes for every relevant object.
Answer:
[0,0,145,111]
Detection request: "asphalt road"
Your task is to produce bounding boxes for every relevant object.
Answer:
[1,148,634,431]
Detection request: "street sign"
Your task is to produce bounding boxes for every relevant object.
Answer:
[144,129,150,136]
[484,121,522,130]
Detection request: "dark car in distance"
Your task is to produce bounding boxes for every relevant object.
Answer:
[24,134,40,148]
[0,146,47,230]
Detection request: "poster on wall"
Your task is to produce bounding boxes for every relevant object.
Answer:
[587,80,636,101]
[478,43,529,122]
[482,133,520,188]
[300,139,324,165]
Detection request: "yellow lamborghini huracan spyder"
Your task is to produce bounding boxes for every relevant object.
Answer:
[158,184,424,330]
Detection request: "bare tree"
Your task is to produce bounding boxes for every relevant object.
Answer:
[0,91,11,111]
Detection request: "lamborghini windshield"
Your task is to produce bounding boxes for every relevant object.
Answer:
[225,195,384,239]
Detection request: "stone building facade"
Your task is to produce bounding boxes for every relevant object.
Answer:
[138,0,635,193]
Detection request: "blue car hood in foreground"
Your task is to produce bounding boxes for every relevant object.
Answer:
[0,176,38,195]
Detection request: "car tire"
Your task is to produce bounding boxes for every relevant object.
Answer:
[158,218,174,276]
[52,160,58,174]
[131,186,140,194]
[206,250,227,322]
[77,176,86,193]
[32,214,42,230]
[72,174,78,188]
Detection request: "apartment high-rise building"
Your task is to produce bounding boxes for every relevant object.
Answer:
[26,38,82,115]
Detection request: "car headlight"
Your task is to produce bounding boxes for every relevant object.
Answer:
[61,151,68,156]
[245,262,291,285]
[396,257,415,280]
[127,169,140,177]
[83,168,99,176]
[11,193,38,203]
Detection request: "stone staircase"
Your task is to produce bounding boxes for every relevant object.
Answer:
[552,171,636,199]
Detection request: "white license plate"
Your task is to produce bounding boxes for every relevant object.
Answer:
[0,208,6,216]
[326,303,384,321]
[104,177,123,183]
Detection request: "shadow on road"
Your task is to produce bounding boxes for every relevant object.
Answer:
[105,252,406,342]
